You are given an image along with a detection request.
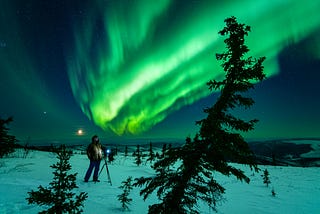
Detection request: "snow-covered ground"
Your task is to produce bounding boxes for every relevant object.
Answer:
[0,148,319,214]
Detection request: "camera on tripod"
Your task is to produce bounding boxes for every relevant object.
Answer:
[103,148,114,163]
[104,149,111,155]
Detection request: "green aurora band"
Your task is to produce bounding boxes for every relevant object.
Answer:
[67,0,320,135]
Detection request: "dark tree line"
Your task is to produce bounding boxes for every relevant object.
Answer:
[134,16,266,213]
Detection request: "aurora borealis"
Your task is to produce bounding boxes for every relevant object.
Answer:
[1,0,320,143]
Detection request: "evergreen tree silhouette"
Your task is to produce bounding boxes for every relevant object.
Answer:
[27,145,88,213]
[146,142,155,163]
[262,169,271,187]
[134,16,265,213]
[133,144,142,166]
[124,145,128,157]
[0,117,17,158]
[117,176,133,211]
[161,143,167,158]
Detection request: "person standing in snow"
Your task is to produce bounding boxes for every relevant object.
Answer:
[84,135,103,182]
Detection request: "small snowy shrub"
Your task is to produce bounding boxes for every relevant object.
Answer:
[26,145,88,213]
[117,176,133,211]
[271,187,276,197]
[262,169,271,187]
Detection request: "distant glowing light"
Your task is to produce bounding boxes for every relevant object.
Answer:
[77,129,84,136]
[67,0,320,135]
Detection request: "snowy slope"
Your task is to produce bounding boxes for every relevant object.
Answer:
[249,139,320,167]
[0,149,319,213]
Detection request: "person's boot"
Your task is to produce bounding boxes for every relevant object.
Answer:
[93,177,100,182]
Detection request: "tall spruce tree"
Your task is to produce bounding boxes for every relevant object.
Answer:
[134,16,266,213]
[0,117,17,158]
[26,145,88,213]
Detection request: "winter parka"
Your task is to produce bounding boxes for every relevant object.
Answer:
[87,142,103,161]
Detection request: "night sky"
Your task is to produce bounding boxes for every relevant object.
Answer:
[1,0,320,145]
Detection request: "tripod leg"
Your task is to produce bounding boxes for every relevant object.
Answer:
[106,167,112,185]
[98,163,105,177]
[104,159,112,185]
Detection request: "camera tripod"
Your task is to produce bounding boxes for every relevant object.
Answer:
[98,158,112,185]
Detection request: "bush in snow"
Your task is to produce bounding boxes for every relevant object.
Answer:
[271,187,276,197]
[134,16,266,213]
[26,145,88,213]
